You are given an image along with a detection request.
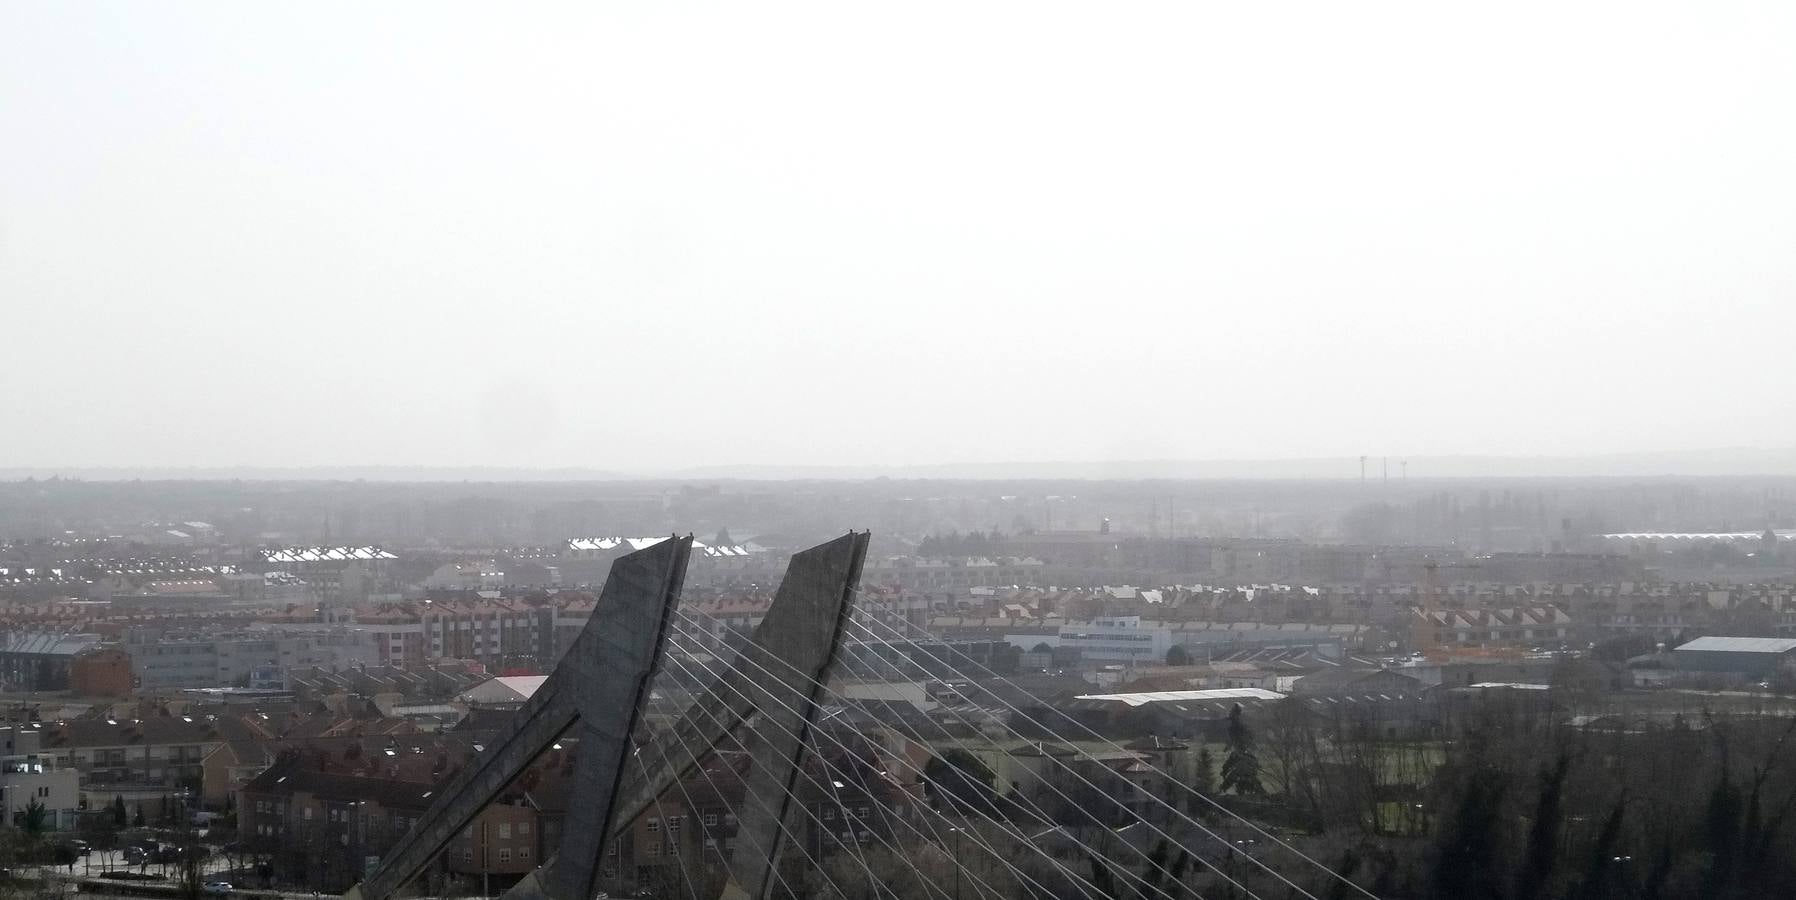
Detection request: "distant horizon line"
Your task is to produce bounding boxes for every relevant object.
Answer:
[4,447,1794,482]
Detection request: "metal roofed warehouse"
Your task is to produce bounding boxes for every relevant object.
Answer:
[1671,636,1796,676]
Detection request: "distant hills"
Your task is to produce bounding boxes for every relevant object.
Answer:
[5,448,1794,482]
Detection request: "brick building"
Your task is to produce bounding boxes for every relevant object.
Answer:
[70,647,134,696]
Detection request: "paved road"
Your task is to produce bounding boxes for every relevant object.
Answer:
[26,848,240,882]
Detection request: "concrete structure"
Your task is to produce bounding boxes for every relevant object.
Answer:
[352,532,870,900]
[351,537,692,900]
[697,531,865,900]
[505,533,869,900]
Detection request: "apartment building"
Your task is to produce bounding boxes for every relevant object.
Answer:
[0,726,80,830]
[357,599,557,671]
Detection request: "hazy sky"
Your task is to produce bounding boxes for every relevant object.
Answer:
[3,2,1793,473]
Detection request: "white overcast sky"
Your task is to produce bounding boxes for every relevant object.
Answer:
[2,2,1793,472]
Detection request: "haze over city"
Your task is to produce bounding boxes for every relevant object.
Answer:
[7,4,1796,900]
[5,1,1794,472]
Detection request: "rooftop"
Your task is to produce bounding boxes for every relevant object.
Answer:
[261,547,396,563]
[1673,636,1796,655]
[566,537,753,557]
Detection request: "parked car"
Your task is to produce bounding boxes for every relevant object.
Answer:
[204,882,232,895]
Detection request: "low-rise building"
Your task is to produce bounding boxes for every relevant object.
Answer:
[1409,606,1572,648]
[1671,636,1796,678]
[70,647,135,696]
[0,727,80,830]
[240,754,545,892]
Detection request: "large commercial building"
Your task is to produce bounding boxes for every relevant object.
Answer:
[127,627,383,690]
[0,632,106,691]
[1671,636,1796,677]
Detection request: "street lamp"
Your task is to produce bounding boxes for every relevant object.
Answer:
[946,827,964,900]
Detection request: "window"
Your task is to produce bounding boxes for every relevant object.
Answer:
[462,849,473,863]
[823,807,835,820]
[518,848,530,860]
[498,823,511,839]
[498,849,511,864]
[703,813,718,827]
[518,822,529,835]
[666,816,681,833]
[646,818,660,833]
[858,806,869,818]
[647,843,660,859]
[304,807,314,821]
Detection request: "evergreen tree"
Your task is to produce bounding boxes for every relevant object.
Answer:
[1194,746,1217,796]
[112,795,128,827]
[1575,793,1627,900]
[1516,754,1571,899]
[20,798,48,837]
[1220,704,1263,795]
[1431,765,1508,900]
[924,750,1000,816]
